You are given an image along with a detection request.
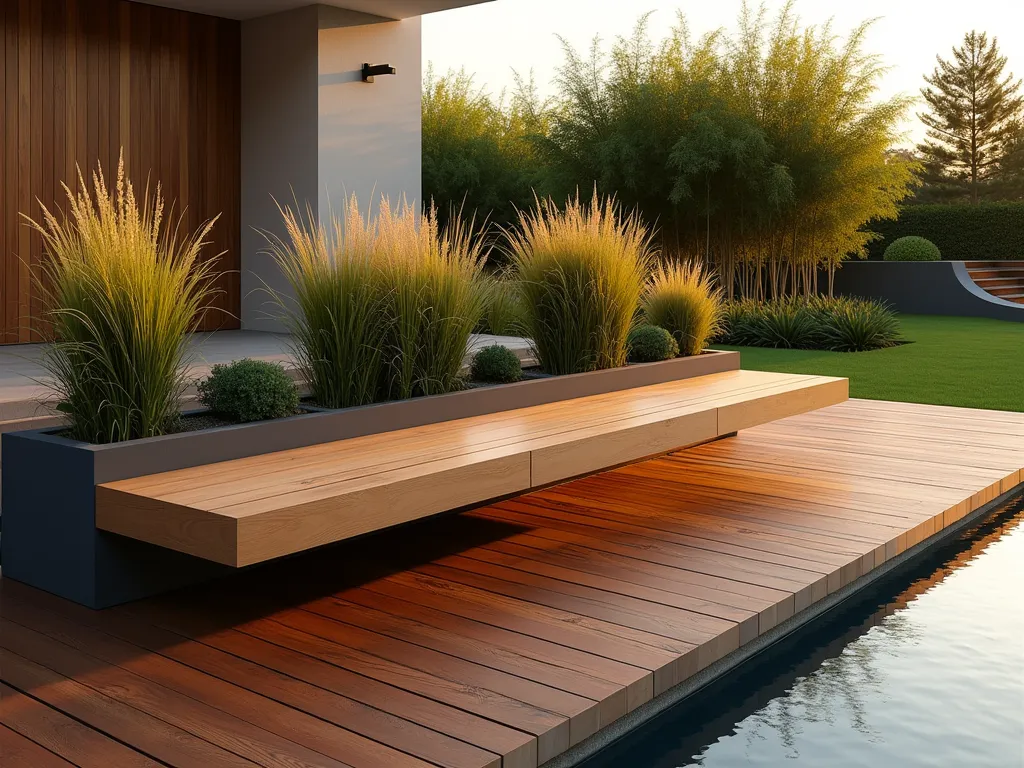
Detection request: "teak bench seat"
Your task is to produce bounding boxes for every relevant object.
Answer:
[95,370,848,567]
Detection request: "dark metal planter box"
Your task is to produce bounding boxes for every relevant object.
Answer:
[0,350,739,608]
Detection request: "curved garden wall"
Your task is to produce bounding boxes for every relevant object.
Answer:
[832,261,1024,322]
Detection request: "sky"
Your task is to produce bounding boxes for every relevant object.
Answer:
[422,0,1024,145]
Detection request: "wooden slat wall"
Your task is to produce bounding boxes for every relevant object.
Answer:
[0,0,240,343]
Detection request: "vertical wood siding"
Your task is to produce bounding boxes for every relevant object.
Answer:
[0,0,241,342]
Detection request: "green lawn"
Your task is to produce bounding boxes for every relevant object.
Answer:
[713,315,1024,413]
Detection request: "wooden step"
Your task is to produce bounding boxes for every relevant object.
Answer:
[966,267,1024,280]
[964,260,1024,268]
[970,276,1024,288]
[983,284,1024,298]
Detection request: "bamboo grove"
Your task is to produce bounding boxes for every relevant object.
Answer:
[422,3,919,299]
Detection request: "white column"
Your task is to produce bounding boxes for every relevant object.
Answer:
[239,5,423,332]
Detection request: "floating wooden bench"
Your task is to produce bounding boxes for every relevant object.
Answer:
[95,370,848,567]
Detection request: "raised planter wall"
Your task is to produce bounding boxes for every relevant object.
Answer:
[831,261,1024,322]
[1,350,739,608]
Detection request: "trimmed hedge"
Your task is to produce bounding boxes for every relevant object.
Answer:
[865,202,1024,261]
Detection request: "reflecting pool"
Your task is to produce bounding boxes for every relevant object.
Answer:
[584,493,1024,768]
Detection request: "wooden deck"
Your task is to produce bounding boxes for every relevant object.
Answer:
[94,370,846,567]
[2,398,1022,768]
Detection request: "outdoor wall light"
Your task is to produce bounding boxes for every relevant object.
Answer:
[362,63,396,83]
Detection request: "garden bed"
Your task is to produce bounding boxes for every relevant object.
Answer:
[1,349,738,608]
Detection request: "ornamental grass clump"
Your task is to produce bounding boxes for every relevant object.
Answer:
[813,296,902,351]
[265,196,485,404]
[755,299,822,349]
[26,157,219,443]
[642,261,722,356]
[477,272,528,336]
[716,296,901,351]
[264,197,387,409]
[508,192,653,375]
[376,199,486,399]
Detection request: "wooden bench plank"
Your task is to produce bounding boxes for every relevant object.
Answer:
[96,371,848,567]
[119,370,808,502]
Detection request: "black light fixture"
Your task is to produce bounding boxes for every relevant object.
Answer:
[362,63,396,83]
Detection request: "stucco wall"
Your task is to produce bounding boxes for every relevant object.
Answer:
[317,9,423,222]
[240,6,319,331]
[239,5,423,332]
[832,261,1024,323]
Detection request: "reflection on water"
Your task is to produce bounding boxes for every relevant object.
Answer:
[584,493,1024,768]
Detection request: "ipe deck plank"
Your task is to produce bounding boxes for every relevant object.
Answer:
[2,398,1022,768]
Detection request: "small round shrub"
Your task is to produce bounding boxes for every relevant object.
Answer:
[883,236,941,262]
[471,344,523,383]
[627,325,680,363]
[197,358,299,423]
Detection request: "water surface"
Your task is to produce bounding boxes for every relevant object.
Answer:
[584,494,1024,768]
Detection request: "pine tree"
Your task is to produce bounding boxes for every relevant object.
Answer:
[917,31,1023,204]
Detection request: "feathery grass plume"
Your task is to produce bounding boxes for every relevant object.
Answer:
[25,155,219,443]
[643,261,722,356]
[262,195,386,409]
[477,270,528,336]
[507,191,653,374]
[376,199,487,398]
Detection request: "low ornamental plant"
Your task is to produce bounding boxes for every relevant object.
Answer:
[642,261,722,356]
[471,344,523,383]
[26,155,220,443]
[507,192,653,375]
[197,359,299,423]
[627,325,679,363]
[756,300,821,348]
[814,297,902,351]
[716,296,901,351]
[717,299,763,346]
[883,236,941,261]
